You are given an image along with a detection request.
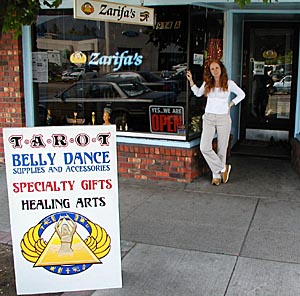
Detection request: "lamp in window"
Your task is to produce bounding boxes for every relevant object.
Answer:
[262,50,277,59]
[70,51,87,66]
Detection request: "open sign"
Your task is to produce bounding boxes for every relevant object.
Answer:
[149,105,184,134]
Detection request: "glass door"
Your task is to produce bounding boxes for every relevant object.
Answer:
[241,23,298,141]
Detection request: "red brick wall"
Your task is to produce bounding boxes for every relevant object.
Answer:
[117,137,232,183]
[0,32,25,163]
[117,143,210,182]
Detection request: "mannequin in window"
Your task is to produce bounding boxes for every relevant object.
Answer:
[102,108,112,125]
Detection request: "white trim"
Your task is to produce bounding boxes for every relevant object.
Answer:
[117,133,200,148]
[117,131,186,141]
[226,9,300,14]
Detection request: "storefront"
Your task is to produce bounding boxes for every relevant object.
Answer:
[1,0,300,180]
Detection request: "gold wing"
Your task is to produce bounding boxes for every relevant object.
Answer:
[20,224,47,263]
[85,221,111,260]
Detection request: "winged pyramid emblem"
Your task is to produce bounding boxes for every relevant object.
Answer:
[20,212,111,275]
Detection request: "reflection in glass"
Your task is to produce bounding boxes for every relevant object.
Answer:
[33,6,224,139]
[247,28,293,124]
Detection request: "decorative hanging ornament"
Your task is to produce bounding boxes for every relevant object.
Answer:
[207,39,223,60]
[262,50,277,59]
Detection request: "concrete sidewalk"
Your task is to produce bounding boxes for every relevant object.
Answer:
[1,155,300,296]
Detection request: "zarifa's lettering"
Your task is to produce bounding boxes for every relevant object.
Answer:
[89,51,143,72]
[99,4,135,21]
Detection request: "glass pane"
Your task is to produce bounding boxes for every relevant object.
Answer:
[188,6,224,139]
[247,28,293,124]
[33,6,224,139]
[34,7,189,136]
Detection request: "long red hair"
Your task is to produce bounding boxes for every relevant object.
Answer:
[203,59,228,96]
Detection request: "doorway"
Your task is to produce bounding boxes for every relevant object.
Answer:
[234,22,299,158]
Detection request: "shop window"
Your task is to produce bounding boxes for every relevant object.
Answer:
[187,6,224,140]
[33,6,223,141]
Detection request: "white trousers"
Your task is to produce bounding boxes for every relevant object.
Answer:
[200,113,231,177]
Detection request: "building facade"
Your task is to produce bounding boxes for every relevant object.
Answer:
[1,0,300,180]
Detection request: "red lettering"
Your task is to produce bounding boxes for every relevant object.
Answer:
[106,179,112,189]
[167,115,174,132]
[12,182,20,193]
[159,115,168,131]
[151,114,159,132]
[172,115,182,132]
[151,113,183,133]
[81,179,112,190]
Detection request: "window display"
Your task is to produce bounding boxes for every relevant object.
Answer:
[34,6,224,141]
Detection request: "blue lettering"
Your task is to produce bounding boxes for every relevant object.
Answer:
[12,154,22,166]
[88,51,143,72]
[63,152,110,165]
[64,153,73,165]
[102,151,110,163]
[134,53,143,66]
[11,153,56,167]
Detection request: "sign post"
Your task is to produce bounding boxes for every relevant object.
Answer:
[3,125,122,295]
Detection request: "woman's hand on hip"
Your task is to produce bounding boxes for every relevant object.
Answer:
[228,101,235,113]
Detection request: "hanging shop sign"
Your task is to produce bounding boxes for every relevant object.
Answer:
[74,0,155,26]
[149,105,184,134]
[3,125,122,295]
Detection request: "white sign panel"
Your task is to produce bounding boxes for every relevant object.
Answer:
[32,52,48,83]
[193,53,203,66]
[3,126,122,295]
[74,0,155,26]
[253,61,265,75]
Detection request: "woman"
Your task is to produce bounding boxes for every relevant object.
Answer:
[186,59,245,185]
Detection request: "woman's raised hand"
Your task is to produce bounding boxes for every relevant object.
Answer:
[186,70,194,86]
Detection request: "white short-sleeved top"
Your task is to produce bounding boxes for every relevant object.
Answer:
[191,80,245,114]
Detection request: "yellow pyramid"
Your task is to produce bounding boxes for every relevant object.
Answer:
[35,230,100,267]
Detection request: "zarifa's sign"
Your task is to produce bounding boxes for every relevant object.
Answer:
[74,0,155,26]
[3,125,122,294]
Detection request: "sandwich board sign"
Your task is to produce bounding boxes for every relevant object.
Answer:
[3,125,122,295]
